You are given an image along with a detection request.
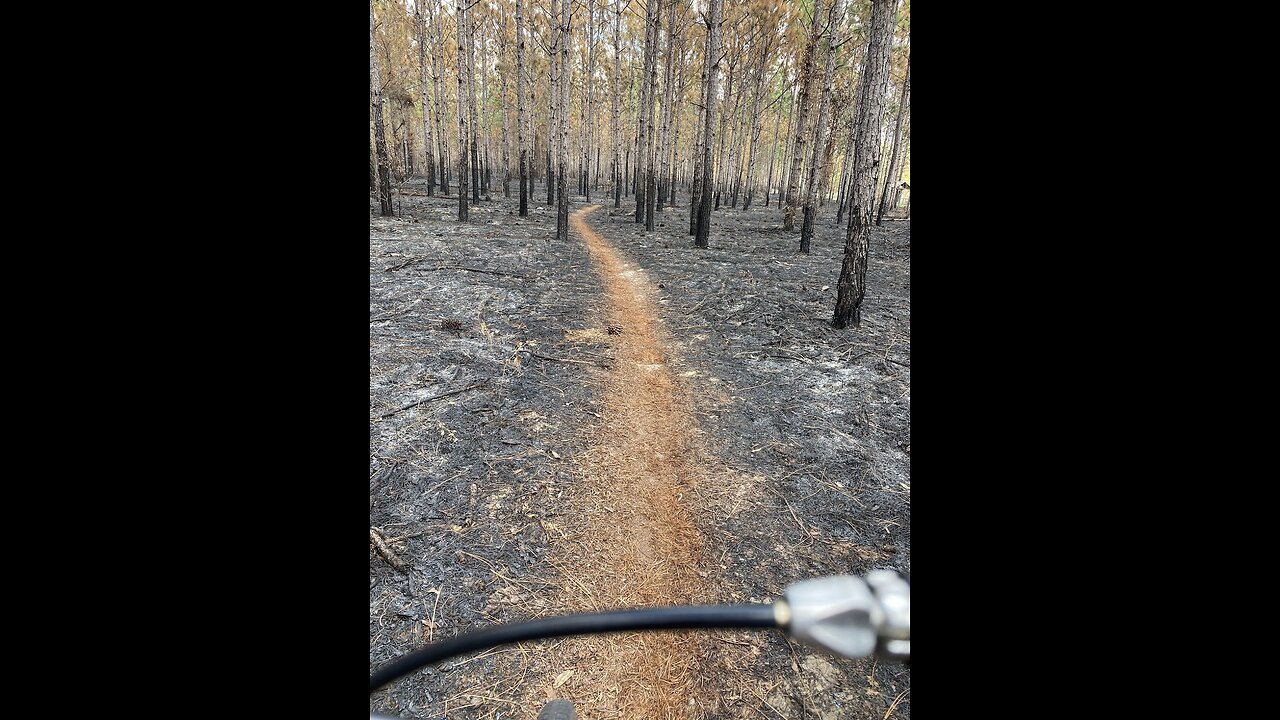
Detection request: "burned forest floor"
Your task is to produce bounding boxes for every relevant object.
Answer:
[370,178,910,720]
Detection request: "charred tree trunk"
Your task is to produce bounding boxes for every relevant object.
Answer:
[370,1,394,216]
[668,43,688,208]
[516,0,529,214]
[467,9,480,205]
[800,0,842,254]
[612,0,623,208]
[877,59,909,225]
[833,0,894,329]
[547,11,558,207]
[689,56,706,236]
[655,0,679,213]
[455,0,470,220]
[583,0,595,202]
[499,62,512,199]
[556,0,571,241]
[635,0,659,225]
[416,7,436,195]
[783,0,828,230]
[835,116,855,224]
[427,0,450,194]
[695,0,722,248]
[762,86,784,208]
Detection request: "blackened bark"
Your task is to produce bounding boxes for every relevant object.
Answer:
[800,0,841,254]
[782,0,828,230]
[695,0,722,248]
[833,0,894,329]
[370,2,394,216]
[416,7,435,195]
[517,0,528,215]
[455,0,470,220]
[877,59,909,225]
[556,0,571,242]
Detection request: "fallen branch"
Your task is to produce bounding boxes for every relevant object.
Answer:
[372,383,487,421]
[384,256,427,272]
[384,260,525,278]
[519,349,601,366]
[370,528,408,572]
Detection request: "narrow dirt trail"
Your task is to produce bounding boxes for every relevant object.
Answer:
[533,205,714,718]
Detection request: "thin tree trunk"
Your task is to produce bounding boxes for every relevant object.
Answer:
[835,116,855,224]
[500,57,512,199]
[612,0,623,208]
[429,0,449,194]
[668,41,687,208]
[833,0,894,329]
[689,45,707,235]
[800,0,842,253]
[741,49,770,211]
[777,85,794,208]
[547,10,558,207]
[557,0,571,241]
[583,0,595,201]
[695,0,722,248]
[635,0,658,224]
[370,1,394,216]
[455,0,470,220]
[656,0,678,212]
[713,63,733,210]
[783,0,829,230]
[468,10,480,204]
[516,0,529,214]
[877,59,909,225]
[644,0,665,230]
[762,86,783,208]
[416,7,436,195]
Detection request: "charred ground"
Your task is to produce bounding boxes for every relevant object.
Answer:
[371,180,910,719]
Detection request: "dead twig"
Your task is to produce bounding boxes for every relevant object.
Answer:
[883,688,910,719]
[518,349,602,366]
[370,528,408,572]
[384,256,427,272]
[372,383,487,421]
[384,260,526,278]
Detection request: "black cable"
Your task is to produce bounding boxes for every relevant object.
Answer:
[370,604,779,693]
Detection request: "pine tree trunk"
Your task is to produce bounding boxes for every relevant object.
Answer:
[695,0,723,248]
[835,118,855,224]
[635,0,658,224]
[370,1,394,216]
[689,56,707,236]
[427,0,449,194]
[612,0,622,208]
[762,87,783,208]
[583,0,595,202]
[547,12,557,207]
[833,0,894,329]
[668,46,687,208]
[455,0,470,220]
[416,8,436,195]
[469,24,481,205]
[557,0,571,241]
[877,60,909,225]
[740,47,767,211]
[777,87,794,209]
[516,0,529,215]
[500,65,512,199]
[783,0,828,230]
[800,0,842,253]
[656,1,679,212]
